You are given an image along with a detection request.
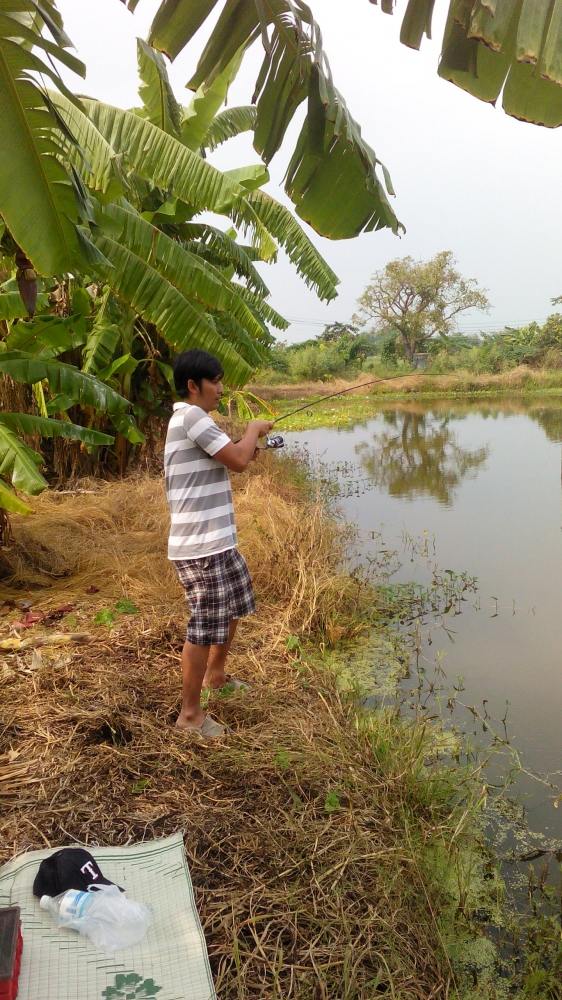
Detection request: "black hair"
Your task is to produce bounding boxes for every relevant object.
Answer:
[173,350,224,397]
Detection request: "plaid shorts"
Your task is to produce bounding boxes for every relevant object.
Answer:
[174,547,256,646]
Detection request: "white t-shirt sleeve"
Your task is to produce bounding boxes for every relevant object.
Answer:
[183,408,231,457]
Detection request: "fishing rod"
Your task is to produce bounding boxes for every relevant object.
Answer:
[263,370,430,449]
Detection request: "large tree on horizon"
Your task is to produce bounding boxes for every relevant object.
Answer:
[354,251,489,362]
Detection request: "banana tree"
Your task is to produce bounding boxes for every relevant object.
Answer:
[119,0,403,240]
[49,35,340,446]
[0,2,356,513]
[0,2,105,277]
[375,1,562,128]
[45,45,339,385]
[0,3,123,515]
[0,312,128,513]
[131,34,340,302]
[0,3,334,382]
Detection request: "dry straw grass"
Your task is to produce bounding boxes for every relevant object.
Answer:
[0,458,459,998]
[254,365,562,402]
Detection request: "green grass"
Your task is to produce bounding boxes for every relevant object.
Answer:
[269,394,375,429]
[268,389,562,431]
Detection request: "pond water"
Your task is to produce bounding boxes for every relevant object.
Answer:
[285,398,562,855]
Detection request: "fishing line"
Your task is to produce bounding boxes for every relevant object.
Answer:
[264,371,432,449]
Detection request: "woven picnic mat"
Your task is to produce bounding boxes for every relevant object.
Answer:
[0,832,215,1000]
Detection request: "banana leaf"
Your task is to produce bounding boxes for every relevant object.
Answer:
[212,313,268,367]
[80,99,276,258]
[0,421,46,494]
[245,190,339,301]
[50,92,122,196]
[203,105,257,151]
[98,201,270,343]
[28,0,72,48]
[6,315,88,357]
[96,354,139,382]
[137,38,182,135]
[179,223,270,296]
[221,164,270,194]
[91,231,254,385]
[81,286,123,374]
[0,412,114,446]
[235,285,288,331]
[383,0,562,127]
[0,9,86,274]
[0,351,129,411]
[111,411,146,444]
[54,91,330,295]
[180,49,244,151]
[0,478,32,514]
[399,0,436,48]
[130,0,403,238]
[0,291,49,321]
[149,0,223,61]
[82,322,122,375]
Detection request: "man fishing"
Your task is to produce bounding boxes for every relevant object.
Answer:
[165,349,273,739]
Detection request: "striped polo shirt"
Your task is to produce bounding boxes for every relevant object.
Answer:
[164,403,237,561]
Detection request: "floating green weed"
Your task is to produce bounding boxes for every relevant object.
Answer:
[267,382,562,431]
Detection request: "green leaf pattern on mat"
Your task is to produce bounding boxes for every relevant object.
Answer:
[102,972,162,998]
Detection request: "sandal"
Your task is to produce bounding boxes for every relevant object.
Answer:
[205,675,250,692]
[176,714,226,739]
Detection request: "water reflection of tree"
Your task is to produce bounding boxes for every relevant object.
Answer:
[356,410,489,505]
[530,408,562,443]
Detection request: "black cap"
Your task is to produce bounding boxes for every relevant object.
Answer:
[33,849,123,898]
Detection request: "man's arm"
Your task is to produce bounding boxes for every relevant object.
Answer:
[214,420,274,473]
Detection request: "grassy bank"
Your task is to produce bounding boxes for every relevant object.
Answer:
[252,365,562,406]
[254,366,562,398]
[0,457,507,997]
[249,370,562,432]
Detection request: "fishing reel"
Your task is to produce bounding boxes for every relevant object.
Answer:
[264,433,285,449]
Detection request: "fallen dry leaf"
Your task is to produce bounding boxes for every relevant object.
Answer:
[43,604,75,624]
[13,611,44,630]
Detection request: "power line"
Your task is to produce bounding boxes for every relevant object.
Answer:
[283,315,555,331]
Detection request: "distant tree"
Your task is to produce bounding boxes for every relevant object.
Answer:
[319,321,358,344]
[286,343,344,381]
[348,331,381,364]
[354,251,489,363]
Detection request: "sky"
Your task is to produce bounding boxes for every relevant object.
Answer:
[57,0,562,344]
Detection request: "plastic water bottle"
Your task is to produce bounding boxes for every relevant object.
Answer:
[40,888,97,923]
[40,885,151,951]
